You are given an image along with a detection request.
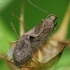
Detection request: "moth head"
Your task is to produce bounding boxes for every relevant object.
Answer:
[50,15,57,21]
[44,15,57,28]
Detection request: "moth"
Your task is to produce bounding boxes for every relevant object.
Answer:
[0,0,70,70]
[8,0,58,68]
[9,15,57,67]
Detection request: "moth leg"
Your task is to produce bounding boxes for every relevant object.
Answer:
[12,40,18,42]
[11,40,18,45]
[9,40,18,48]
[9,58,13,62]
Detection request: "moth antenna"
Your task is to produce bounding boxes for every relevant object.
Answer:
[11,22,19,39]
[27,0,50,15]
[11,12,22,23]
[11,12,28,30]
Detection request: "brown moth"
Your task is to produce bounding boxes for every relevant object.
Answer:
[0,0,70,70]
[8,0,58,68]
[10,15,57,67]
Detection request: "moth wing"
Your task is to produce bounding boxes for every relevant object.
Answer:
[7,46,15,58]
[25,22,44,37]
[13,36,33,66]
[7,40,18,58]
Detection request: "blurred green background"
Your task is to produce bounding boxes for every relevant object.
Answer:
[0,0,70,70]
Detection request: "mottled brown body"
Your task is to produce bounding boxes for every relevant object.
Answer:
[13,15,57,67]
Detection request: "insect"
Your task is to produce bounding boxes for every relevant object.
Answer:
[0,0,70,70]
[8,0,58,67]
[13,15,57,67]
